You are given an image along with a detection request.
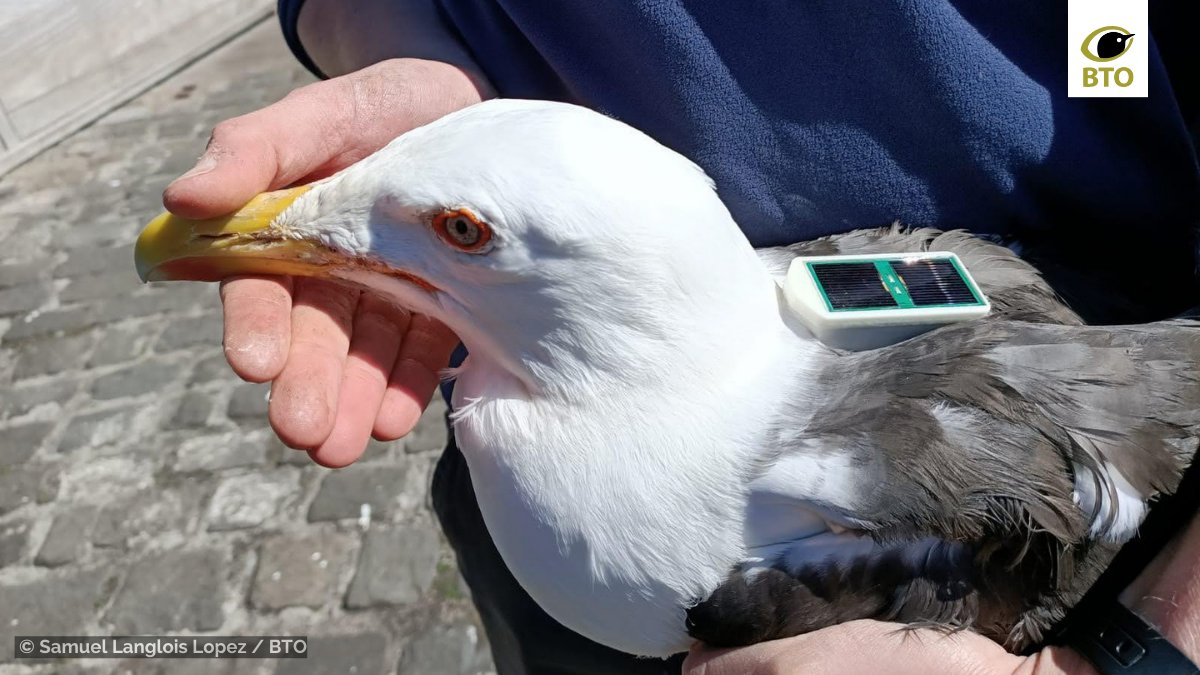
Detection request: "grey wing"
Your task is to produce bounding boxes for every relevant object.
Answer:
[741,319,1198,649]
[755,225,1084,326]
[805,320,1199,536]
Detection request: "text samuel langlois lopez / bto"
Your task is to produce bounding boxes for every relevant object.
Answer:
[15,635,308,659]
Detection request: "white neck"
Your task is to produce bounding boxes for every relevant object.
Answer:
[448,269,821,656]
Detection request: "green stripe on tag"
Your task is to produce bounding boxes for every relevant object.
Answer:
[875,261,914,308]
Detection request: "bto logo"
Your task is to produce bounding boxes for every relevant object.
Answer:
[1068,1,1145,98]
[1080,26,1136,88]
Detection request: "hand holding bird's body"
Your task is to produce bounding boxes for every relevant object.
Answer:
[141,100,1199,658]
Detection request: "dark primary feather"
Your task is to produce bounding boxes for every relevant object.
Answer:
[691,227,1200,651]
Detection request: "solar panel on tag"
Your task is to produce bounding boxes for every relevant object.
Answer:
[894,258,979,306]
[810,262,898,310]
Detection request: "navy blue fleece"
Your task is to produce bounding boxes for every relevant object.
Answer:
[279,1,1200,319]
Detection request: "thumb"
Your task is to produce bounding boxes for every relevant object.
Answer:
[162,74,359,219]
[163,58,485,219]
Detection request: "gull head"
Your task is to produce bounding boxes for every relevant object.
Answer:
[136,100,779,394]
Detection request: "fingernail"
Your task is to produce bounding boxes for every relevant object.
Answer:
[176,153,218,182]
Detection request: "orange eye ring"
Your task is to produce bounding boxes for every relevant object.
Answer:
[432,208,493,253]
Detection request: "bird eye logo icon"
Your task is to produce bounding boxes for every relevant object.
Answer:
[1081,26,1135,61]
[1078,25,1136,89]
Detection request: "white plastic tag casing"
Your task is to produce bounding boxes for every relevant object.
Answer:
[782,252,990,351]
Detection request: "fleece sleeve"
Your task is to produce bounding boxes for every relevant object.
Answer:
[278,0,485,80]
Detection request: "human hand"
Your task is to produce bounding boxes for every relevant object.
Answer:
[163,58,488,466]
[686,511,1200,675]
[682,619,1094,675]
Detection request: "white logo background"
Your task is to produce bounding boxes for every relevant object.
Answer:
[1068,0,1148,98]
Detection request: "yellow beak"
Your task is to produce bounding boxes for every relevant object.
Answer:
[134,185,333,282]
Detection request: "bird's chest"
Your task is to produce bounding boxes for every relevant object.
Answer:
[449,389,748,657]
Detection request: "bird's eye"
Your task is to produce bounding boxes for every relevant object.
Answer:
[433,209,493,253]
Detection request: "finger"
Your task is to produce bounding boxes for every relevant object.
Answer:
[373,315,459,440]
[162,76,363,219]
[219,276,293,382]
[268,278,358,449]
[309,295,411,467]
[684,621,1027,675]
[162,59,486,220]
[683,639,797,675]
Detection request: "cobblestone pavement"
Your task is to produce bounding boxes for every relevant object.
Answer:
[0,19,494,675]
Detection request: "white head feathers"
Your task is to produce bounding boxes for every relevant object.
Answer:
[277,99,784,399]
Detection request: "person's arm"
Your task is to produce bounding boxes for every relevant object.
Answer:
[164,5,493,466]
[685,512,1200,675]
[1119,511,1200,665]
[293,0,486,80]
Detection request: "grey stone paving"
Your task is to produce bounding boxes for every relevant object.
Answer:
[0,19,492,675]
